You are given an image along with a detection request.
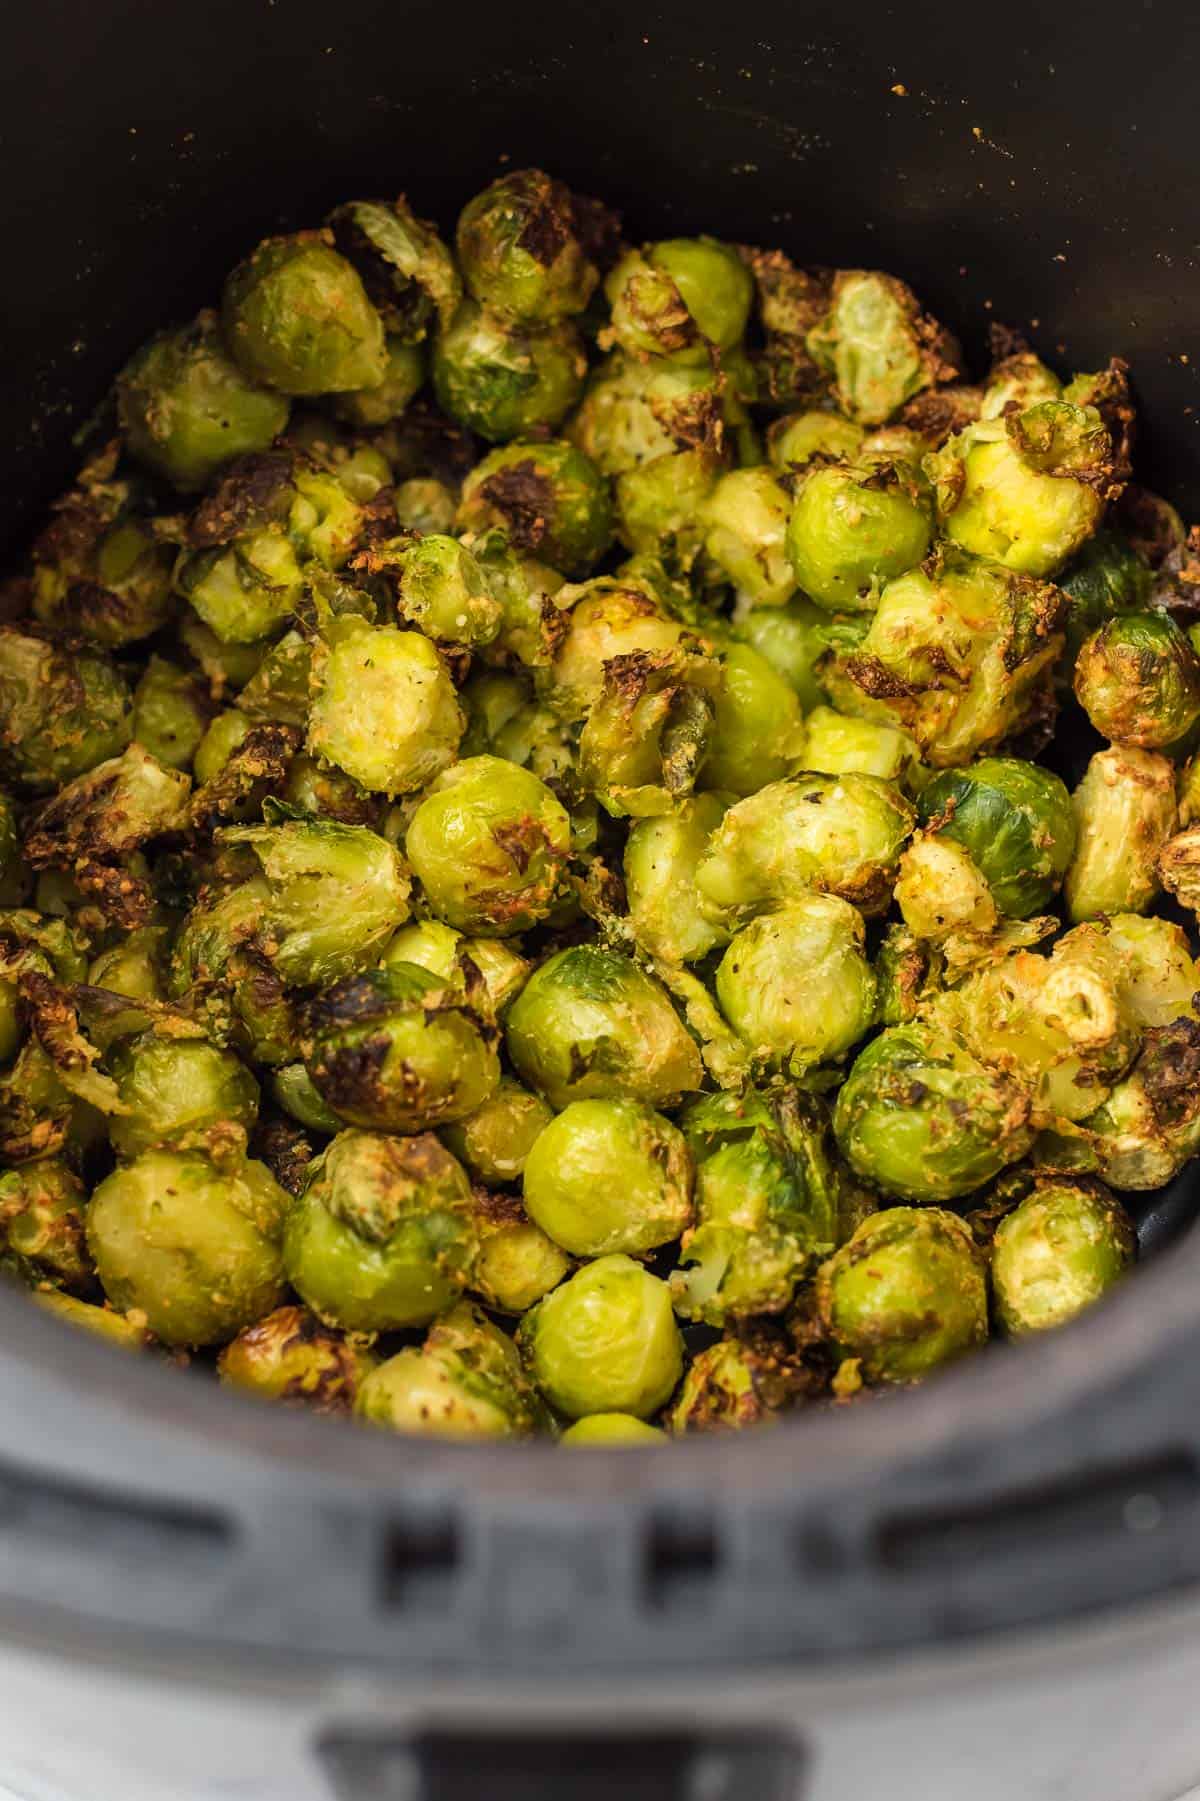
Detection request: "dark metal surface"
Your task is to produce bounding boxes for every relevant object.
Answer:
[2,0,1200,1683]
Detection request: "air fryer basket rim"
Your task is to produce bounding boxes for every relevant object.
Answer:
[5,0,1200,1671]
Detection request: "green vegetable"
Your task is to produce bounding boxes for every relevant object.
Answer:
[523,1097,693,1257]
[520,1254,684,1419]
[991,1178,1135,1335]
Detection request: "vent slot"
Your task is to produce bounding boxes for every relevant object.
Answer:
[875,1449,1198,1574]
[0,1462,232,1566]
[643,1512,718,1612]
[379,1514,461,1612]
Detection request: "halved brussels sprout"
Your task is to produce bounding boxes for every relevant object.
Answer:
[307,620,464,797]
[0,1156,91,1289]
[1057,528,1153,663]
[912,757,1077,920]
[1063,1019,1200,1190]
[803,706,918,783]
[606,238,753,363]
[561,1413,666,1445]
[833,1019,1034,1202]
[519,1254,684,1419]
[667,1333,805,1433]
[466,1189,572,1315]
[458,439,613,578]
[1064,746,1177,923]
[433,301,585,441]
[805,271,960,425]
[133,656,212,772]
[457,169,610,324]
[218,1304,377,1412]
[624,792,732,966]
[109,1034,259,1159]
[328,195,461,341]
[578,640,722,818]
[0,629,132,790]
[380,919,531,1018]
[731,598,831,714]
[699,641,808,797]
[768,408,864,471]
[283,1127,477,1331]
[505,945,703,1110]
[441,1077,553,1187]
[703,467,796,606]
[570,355,724,477]
[815,1206,988,1381]
[1084,914,1200,1028]
[615,446,724,572]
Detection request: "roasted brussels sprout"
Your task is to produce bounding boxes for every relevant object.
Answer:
[520,1254,684,1419]
[1064,746,1178,923]
[730,597,831,714]
[927,401,1117,576]
[1160,824,1200,920]
[1062,1019,1200,1191]
[561,1413,666,1445]
[786,456,933,612]
[702,467,796,605]
[980,351,1062,420]
[815,1206,988,1382]
[328,195,460,343]
[283,1127,477,1330]
[991,1177,1135,1336]
[547,579,692,720]
[109,1034,259,1159]
[132,656,212,772]
[523,1097,693,1257]
[569,355,725,478]
[405,755,571,933]
[1058,528,1153,663]
[218,1304,376,1411]
[0,629,132,790]
[458,439,613,578]
[805,270,960,425]
[671,1086,839,1324]
[716,897,877,1074]
[440,1077,553,1186]
[32,491,175,649]
[87,1149,288,1346]
[606,238,753,363]
[821,552,1066,767]
[667,1332,809,1433]
[902,757,1077,932]
[380,919,531,1018]
[394,476,457,534]
[803,706,917,783]
[118,313,291,491]
[505,945,703,1110]
[270,1062,344,1135]
[834,1020,1034,1202]
[222,234,387,395]
[696,770,914,922]
[333,338,425,429]
[0,1156,90,1289]
[307,620,464,797]
[577,639,721,818]
[768,408,864,471]
[305,963,500,1133]
[364,533,503,648]
[466,1190,572,1315]
[1075,611,1200,750]
[624,792,732,965]
[457,169,610,325]
[433,301,585,441]
[614,446,725,572]
[357,1301,547,1439]
[1089,914,1200,1028]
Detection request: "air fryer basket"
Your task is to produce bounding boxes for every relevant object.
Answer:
[4,0,1200,1745]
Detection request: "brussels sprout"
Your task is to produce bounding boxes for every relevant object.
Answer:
[1075,611,1200,750]
[394,477,457,535]
[269,1062,343,1135]
[219,818,411,987]
[35,1290,152,1350]
[1064,746,1178,923]
[1160,824,1200,920]
[441,1077,553,1187]
[815,1206,988,1382]
[105,1033,258,1161]
[980,351,1062,420]
[305,962,500,1133]
[548,580,694,720]
[614,447,723,572]
[178,617,272,697]
[715,897,877,1074]
[1065,1019,1200,1190]
[326,195,459,345]
[467,1190,572,1315]
[457,169,610,324]
[87,1148,288,1345]
[561,1413,666,1445]
[786,457,933,613]
[1086,914,1200,1028]
[520,1254,683,1419]
[32,497,175,649]
[991,1178,1134,1336]
[699,640,807,797]
[88,927,166,1005]
[821,553,1066,767]
[505,945,703,1110]
[217,1304,376,1411]
[458,439,613,578]
[0,629,132,790]
[834,1020,1034,1202]
[405,756,571,934]
[363,533,503,648]
[1058,528,1153,664]
[466,529,569,671]
[702,467,796,606]
[331,337,425,429]
[803,706,918,783]
[433,301,585,441]
[117,313,290,491]
[523,1097,693,1257]
[936,933,1140,1125]
[927,402,1116,576]
[768,408,865,471]
[805,271,960,425]
[912,757,1077,920]
[875,923,945,1026]
[606,238,753,363]
[132,656,212,772]
[569,355,725,478]
[0,794,23,910]
[357,1301,547,1439]
[0,1157,90,1289]
[222,234,387,395]
[578,639,722,818]
[307,620,464,797]
[671,1086,839,1324]
[380,919,531,1018]
[283,1127,477,1330]
[193,709,251,787]
[731,598,831,714]
[667,1332,807,1433]
[175,531,305,647]
[895,835,1000,942]
[696,770,914,922]
[624,792,732,965]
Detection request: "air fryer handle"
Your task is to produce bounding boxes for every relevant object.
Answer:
[320,1725,807,1800]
